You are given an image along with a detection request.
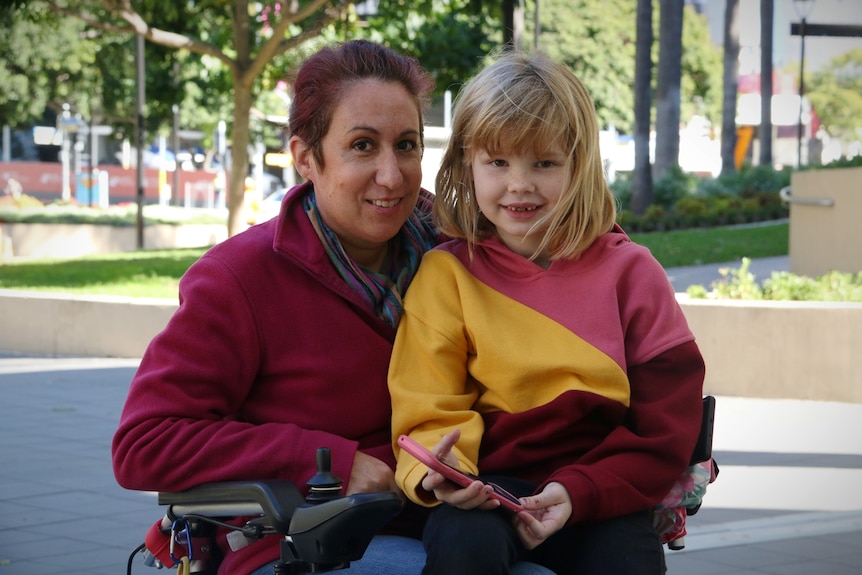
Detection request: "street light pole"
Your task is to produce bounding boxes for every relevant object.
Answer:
[797,17,806,167]
[793,0,815,168]
[136,34,145,249]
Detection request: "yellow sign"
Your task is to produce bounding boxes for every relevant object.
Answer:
[265,152,293,168]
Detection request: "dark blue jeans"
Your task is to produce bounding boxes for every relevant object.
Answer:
[421,477,666,575]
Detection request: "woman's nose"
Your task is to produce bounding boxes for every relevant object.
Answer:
[375,149,405,189]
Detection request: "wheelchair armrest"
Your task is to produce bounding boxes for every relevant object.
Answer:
[689,395,716,465]
[158,480,306,534]
[157,481,403,568]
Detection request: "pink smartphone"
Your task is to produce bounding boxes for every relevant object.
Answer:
[397,434,524,512]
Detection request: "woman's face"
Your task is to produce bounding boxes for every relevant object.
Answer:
[291,79,424,269]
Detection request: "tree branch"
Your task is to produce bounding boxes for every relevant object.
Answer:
[43,0,237,72]
[243,0,356,86]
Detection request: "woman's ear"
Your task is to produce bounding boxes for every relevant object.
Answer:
[289,136,314,180]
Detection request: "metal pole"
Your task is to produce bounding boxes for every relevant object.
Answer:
[172,104,180,206]
[797,18,806,168]
[136,34,145,249]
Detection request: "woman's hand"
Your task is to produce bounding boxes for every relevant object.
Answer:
[513,482,573,549]
[420,429,500,511]
[348,450,400,495]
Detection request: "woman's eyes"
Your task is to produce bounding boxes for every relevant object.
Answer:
[396,139,420,152]
[352,139,373,152]
[351,139,419,153]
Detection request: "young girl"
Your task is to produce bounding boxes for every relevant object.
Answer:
[389,49,706,575]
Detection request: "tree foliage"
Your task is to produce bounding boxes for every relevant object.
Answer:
[534,0,636,133]
[361,0,498,96]
[0,8,100,128]
[680,5,722,125]
[3,0,738,223]
[806,48,862,143]
[27,0,360,237]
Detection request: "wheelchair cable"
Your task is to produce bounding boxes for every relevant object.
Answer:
[126,542,146,575]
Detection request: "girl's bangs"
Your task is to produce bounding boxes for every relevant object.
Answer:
[470,96,570,158]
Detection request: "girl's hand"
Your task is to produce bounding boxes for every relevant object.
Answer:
[513,482,572,549]
[420,429,500,511]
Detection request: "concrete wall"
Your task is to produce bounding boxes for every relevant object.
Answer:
[0,290,177,358]
[0,223,227,259]
[1,289,860,403]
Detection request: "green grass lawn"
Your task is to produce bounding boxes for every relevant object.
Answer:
[0,221,789,299]
[629,221,789,268]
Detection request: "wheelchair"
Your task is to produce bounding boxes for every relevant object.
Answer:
[654,395,720,550]
[126,447,403,575]
[126,397,717,574]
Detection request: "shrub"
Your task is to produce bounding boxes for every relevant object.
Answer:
[611,163,791,232]
[0,193,44,210]
[0,203,225,226]
[686,258,862,302]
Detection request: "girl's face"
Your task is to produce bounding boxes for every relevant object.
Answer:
[290,79,424,270]
[471,143,567,265]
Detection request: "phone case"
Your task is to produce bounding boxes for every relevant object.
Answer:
[397,434,524,512]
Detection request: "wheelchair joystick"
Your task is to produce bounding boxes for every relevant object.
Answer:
[305,447,343,503]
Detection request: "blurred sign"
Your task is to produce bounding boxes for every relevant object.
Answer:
[265,152,292,168]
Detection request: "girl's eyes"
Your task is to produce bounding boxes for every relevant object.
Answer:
[488,158,558,168]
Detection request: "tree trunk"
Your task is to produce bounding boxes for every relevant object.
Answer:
[759,0,774,167]
[720,0,740,176]
[653,0,684,181]
[227,83,253,237]
[631,0,653,216]
[225,0,252,238]
[502,0,525,48]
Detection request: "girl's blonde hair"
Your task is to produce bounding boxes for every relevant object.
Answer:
[434,48,616,261]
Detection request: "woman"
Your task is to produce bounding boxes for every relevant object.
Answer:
[112,40,436,574]
[112,40,552,575]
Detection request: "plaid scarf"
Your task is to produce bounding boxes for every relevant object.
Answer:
[304,190,437,328]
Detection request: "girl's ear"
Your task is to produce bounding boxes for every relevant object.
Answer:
[289,136,315,180]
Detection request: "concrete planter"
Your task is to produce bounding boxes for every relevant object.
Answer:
[680,295,862,404]
[1,290,860,403]
[0,222,227,259]
[784,167,862,277]
[0,290,177,358]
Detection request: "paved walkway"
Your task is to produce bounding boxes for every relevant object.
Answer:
[1,353,860,575]
[665,255,790,293]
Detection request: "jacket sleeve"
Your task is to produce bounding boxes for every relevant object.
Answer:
[389,256,484,506]
[544,340,706,523]
[111,254,361,493]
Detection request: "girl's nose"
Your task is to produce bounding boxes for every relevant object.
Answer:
[507,168,535,193]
